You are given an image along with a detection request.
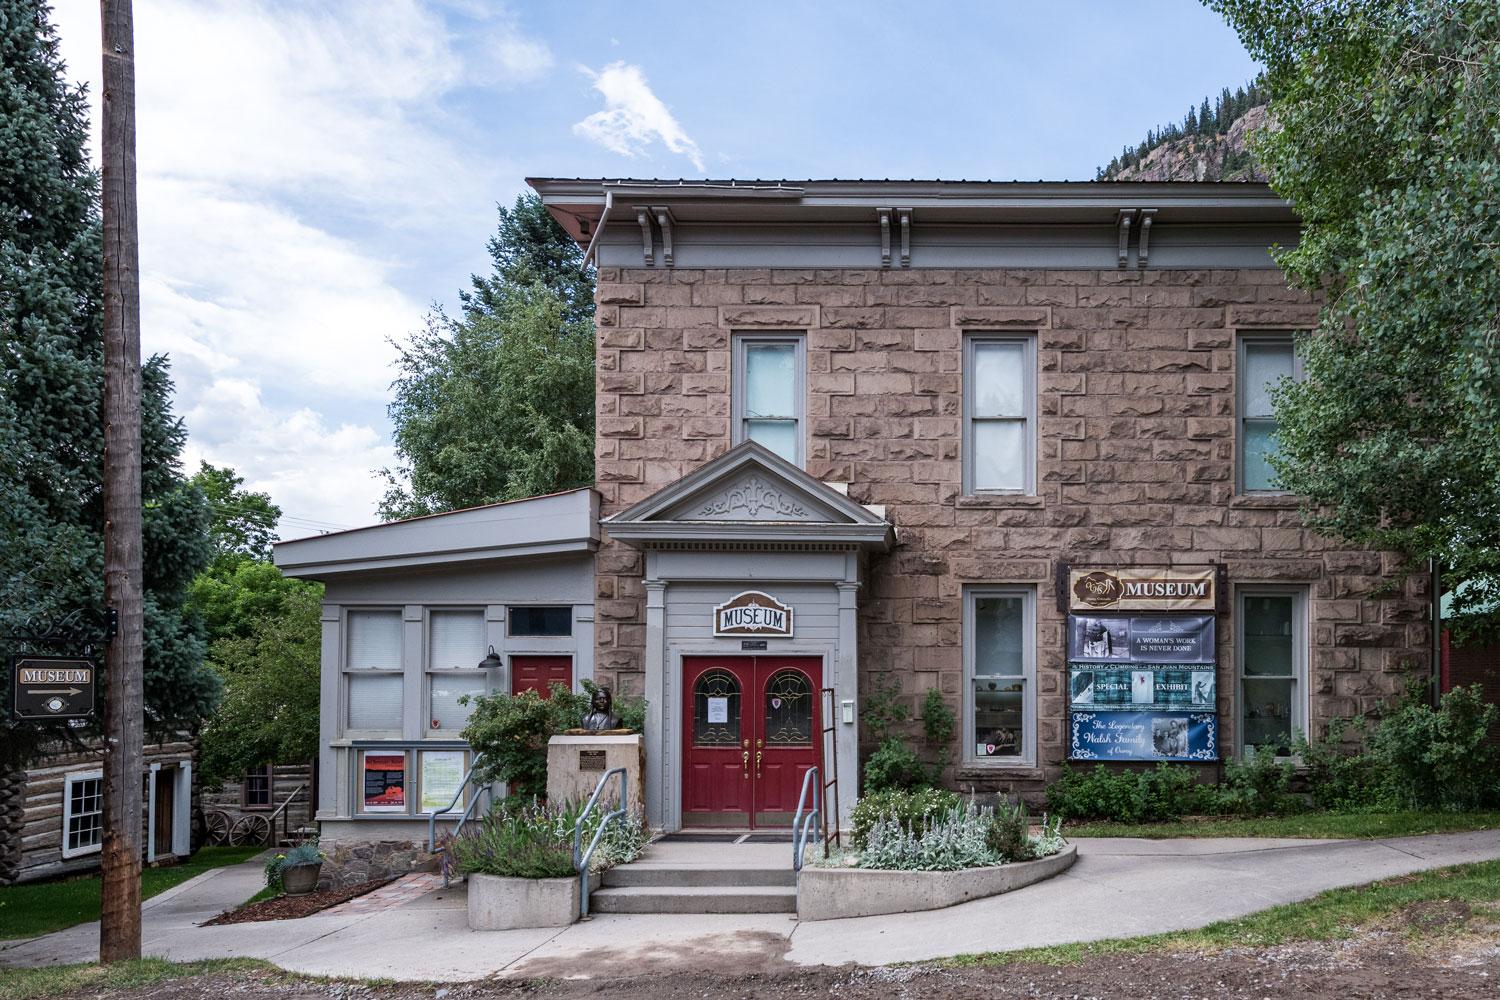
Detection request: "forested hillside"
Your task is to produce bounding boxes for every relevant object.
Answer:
[1098,81,1267,181]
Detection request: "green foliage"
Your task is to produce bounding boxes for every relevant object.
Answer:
[1046,763,1217,823]
[187,463,280,570]
[1365,685,1499,811]
[188,559,318,643]
[0,2,217,767]
[462,193,596,327]
[263,841,323,894]
[985,799,1037,864]
[198,586,322,788]
[850,787,963,849]
[380,196,596,519]
[462,684,587,799]
[444,799,579,880]
[1218,748,1301,817]
[1208,1,1500,635]
[860,679,956,793]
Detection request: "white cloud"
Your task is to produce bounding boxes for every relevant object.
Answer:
[573,62,705,172]
[51,1,553,529]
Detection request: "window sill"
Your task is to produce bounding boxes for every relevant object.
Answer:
[1229,493,1301,510]
[956,762,1040,777]
[955,494,1044,510]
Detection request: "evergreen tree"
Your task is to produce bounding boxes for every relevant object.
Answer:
[462,193,595,327]
[1199,96,1215,134]
[1185,105,1199,135]
[0,1,217,768]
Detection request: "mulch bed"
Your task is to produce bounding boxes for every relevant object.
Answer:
[203,877,396,925]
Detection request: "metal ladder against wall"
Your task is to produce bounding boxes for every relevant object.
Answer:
[819,686,840,853]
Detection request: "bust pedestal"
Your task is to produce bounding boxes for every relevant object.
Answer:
[546,734,645,812]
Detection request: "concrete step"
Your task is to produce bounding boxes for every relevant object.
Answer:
[601,865,795,888]
[588,884,796,914]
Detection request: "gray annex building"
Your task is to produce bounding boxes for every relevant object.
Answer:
[277,180,1434,878]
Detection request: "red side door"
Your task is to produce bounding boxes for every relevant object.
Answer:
[511,655,573,697]
[681,655,821,829]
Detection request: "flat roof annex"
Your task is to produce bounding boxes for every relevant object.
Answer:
[273,488,600,578]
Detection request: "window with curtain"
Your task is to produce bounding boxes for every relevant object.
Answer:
[428,610,486,732]
[1238,588,1306,753]
[346,610,403,732]
[964,335,1036,494]
[733,334,804,465]
[1238,334,1302,491]
[966,587,1035,765]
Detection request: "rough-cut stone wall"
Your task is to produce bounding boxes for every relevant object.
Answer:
[593,266,1432,796]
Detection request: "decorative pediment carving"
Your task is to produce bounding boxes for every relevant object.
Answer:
[687,474,815,521]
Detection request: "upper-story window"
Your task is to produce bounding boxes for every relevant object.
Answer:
[346,609,403,732]
[964,334,1037,495]
[733,333,805,466]
[1238,333,1303,492]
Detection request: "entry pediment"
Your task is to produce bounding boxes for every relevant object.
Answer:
[603,442,893,549]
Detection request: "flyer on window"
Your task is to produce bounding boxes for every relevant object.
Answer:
[419,750,466,814]
[362,752,407,812]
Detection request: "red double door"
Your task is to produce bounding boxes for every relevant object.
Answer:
[682,656,821,828]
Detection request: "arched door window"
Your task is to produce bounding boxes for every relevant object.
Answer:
[692,669,741,746]
[762,669,813,746]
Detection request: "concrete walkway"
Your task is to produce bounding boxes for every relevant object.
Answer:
[3,830,1498,981]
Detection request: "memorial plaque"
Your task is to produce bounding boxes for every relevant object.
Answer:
[578,749,606,772]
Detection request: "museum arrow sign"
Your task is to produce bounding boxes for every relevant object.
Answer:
[12,655,96,721]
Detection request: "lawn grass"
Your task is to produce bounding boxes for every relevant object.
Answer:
[947,857,1500,967]
[1063,810,1500,841]
[0,957,278,1000]
[0,846,265,941]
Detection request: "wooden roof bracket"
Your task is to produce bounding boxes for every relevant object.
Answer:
[877,208,893,268]
[1137,209,1157,269]
[1115,209,1136,268]
[636,207,655,265]
[897,208,912,268]
[651,206,675,267]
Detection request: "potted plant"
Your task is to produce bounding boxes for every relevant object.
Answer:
[265,840,325,897]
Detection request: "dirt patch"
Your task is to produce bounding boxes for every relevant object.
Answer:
[203,878,394,925]
[48,929,1500,999]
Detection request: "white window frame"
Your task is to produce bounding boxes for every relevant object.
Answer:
[1236,332,1304,494]
[731,332,806,466]
[343,608,405,736]
[963,333,1038,496]
[1236,585,1309,755]
[424,608,488,735]
[61,770,104,859]
[963,585,1037,767]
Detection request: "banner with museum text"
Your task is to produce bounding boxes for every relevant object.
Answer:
[1066,599,1220,761]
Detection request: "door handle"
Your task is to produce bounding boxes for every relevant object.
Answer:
[755,750,763,779]
[741,750,750,779]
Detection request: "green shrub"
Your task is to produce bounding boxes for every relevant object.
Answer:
[1046,763,1213,823]
[1294,719,1400,812]
[1217,747,1301,816]
[850,787,962,848]
[836,797,1065,871]
[862,737,932,794]
[445,799,581,879]
[985,799,1036,863]
[1367,684,1499,811]
[461,682,647,800]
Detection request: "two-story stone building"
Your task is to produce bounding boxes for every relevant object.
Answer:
[526,178,1435,831]
[283,179,1437,863]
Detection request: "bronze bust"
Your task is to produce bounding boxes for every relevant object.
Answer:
[581,687,622,732]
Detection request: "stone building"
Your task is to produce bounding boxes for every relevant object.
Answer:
[524,178,1436,827]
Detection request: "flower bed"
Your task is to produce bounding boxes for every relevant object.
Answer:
[797,791,1075,920]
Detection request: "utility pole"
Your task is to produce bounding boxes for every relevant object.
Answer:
[99,0,144,963]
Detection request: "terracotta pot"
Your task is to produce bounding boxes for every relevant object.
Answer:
[282,861,322,896]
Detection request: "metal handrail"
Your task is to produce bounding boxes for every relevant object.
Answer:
[426,754,489,852]
[791,766,821,872]
[573,767,627,919]
[266,780,308,844]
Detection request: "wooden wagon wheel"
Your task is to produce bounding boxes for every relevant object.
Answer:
[203,809,232,845]
[229,814,273,846]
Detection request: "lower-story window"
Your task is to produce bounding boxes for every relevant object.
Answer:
[965,586,1037,766]
[62,771,104,858]
[1238,586,1308,753]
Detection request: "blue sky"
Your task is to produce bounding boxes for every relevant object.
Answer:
[51,1,1258,536]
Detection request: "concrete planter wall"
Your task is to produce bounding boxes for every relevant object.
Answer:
[796,843,1077,921]
[467,873,580,930]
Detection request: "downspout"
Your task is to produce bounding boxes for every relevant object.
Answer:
[583,189,614,267]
